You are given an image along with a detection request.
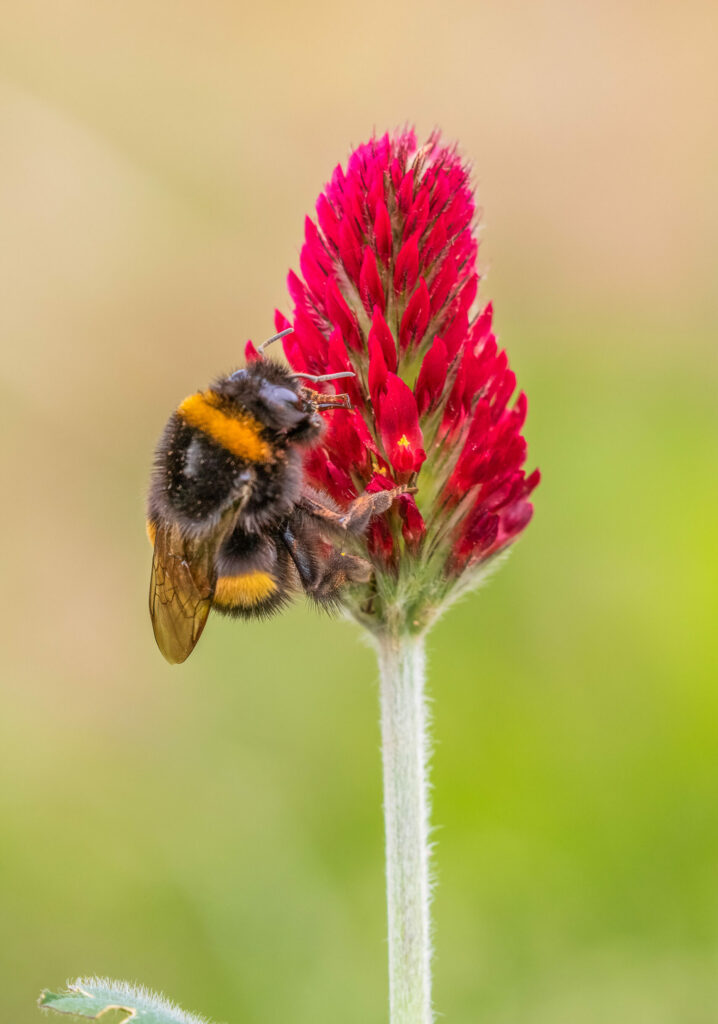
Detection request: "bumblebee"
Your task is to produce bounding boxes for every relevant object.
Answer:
[147,330,404,664]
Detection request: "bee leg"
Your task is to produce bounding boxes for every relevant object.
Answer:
[309,550,373,608]
[281,523,320,591]
[301,485,413,536]
[339,487,410,534]
[281,524,371,606]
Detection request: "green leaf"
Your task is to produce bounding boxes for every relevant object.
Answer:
[38,978,215,1024]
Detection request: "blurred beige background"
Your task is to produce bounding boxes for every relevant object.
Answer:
[1,2,717,1022]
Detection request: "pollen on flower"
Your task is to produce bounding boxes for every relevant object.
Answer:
[274,127,539,626]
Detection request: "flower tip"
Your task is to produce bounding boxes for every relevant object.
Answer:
[274,309,292,334]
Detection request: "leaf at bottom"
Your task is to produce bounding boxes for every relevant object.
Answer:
[39,978,215,1024]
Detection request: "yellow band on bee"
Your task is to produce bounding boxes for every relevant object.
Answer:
[146,520,157,546]
[214,571,278,607]
[177,391,272,463]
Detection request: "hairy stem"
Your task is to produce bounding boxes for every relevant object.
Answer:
[376,631,433,1024]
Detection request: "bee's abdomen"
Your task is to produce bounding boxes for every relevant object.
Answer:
[213,571,278,608]
[177,391,272,463]
[212,526,295,619]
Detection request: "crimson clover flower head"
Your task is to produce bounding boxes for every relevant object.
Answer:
[250,129,539,632]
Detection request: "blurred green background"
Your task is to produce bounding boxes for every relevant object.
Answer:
[1,2,717,1021]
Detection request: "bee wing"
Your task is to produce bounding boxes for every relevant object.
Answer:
[149,521,217,664]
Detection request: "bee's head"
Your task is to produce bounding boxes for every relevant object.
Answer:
[215,359,353,444]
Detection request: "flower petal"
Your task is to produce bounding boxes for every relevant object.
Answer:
[399,278,431,351]
[415,337,448,416]
[376,373,426,474]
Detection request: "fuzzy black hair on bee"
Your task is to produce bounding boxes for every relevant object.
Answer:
[147,332,407,663]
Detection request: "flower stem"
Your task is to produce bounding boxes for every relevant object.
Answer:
[376,631,433,1024]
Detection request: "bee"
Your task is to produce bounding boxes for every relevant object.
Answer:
[147,329,405,664]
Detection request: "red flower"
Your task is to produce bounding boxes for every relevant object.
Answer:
[260,129,539,624]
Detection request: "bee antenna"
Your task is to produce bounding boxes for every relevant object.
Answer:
[258,327,293,354]
[290,371,356,382]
